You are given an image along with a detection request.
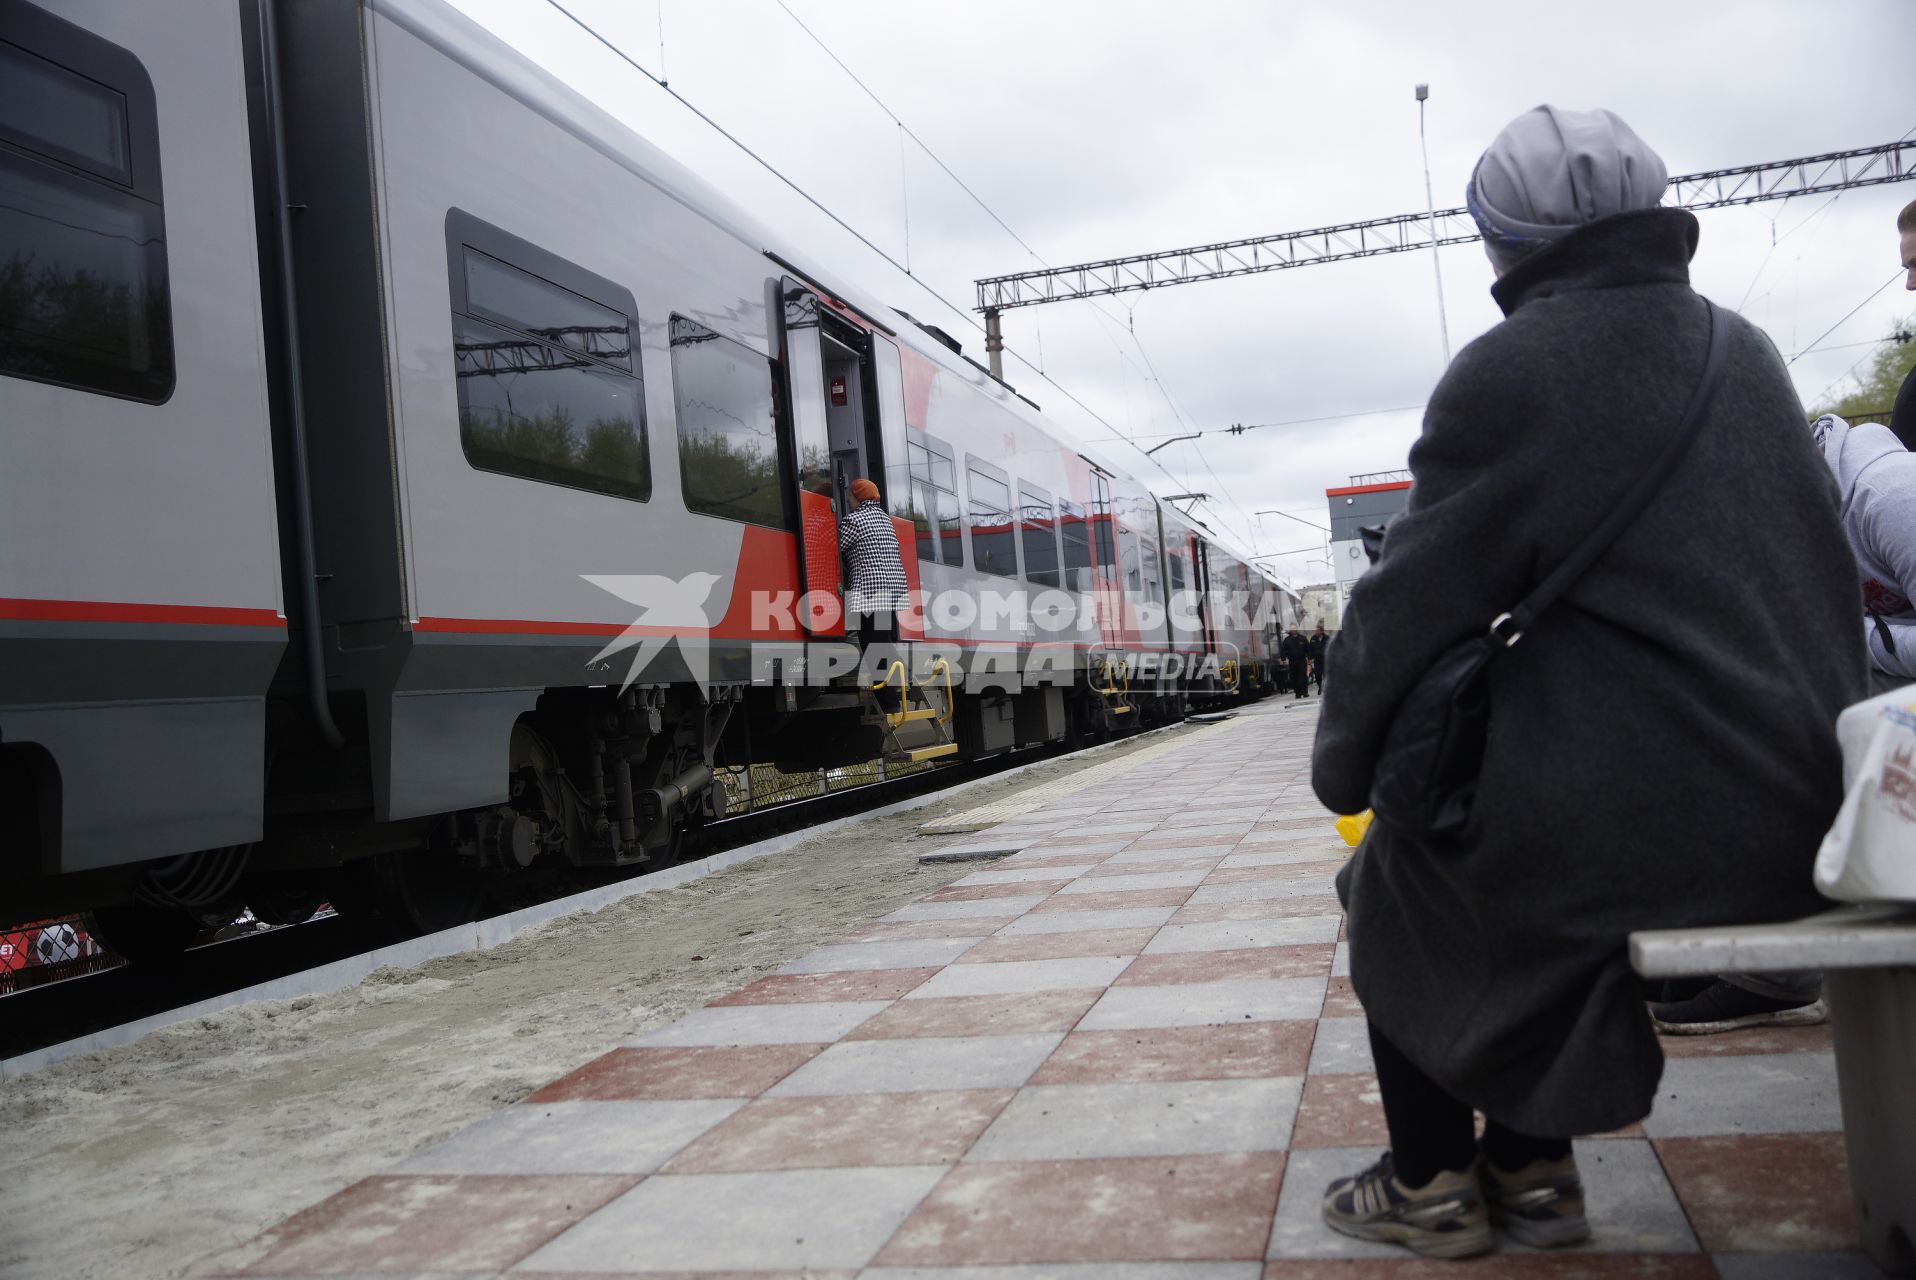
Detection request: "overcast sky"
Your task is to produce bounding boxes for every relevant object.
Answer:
[446,0,1915,582]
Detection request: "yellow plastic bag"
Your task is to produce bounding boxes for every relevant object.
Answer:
[1334,810,1373,848]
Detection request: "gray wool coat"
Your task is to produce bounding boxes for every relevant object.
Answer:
[1313,208,1866,1137]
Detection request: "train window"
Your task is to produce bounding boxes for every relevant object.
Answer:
[0,16,172,402]
[1059,498,1092,588]
[966,458,1017,578]
[446,213,647,502]
[1120,526,1141,592]
[670,315,782,527]
[907,434,962,567]
[937,488,964,566]
[1092,507,1116,570]
[1019,484,1060,589]
[1141,536,1162,601]
[1168,551,1187,591]
[467,252,633,373]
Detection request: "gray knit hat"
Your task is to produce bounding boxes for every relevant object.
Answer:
[1466,105,1668,273]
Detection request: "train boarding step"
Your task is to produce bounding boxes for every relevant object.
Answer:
[862,657,958,763]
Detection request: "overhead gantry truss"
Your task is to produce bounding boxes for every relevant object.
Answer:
[974,140,1916,314]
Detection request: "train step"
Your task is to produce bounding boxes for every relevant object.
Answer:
[863,656,957,764]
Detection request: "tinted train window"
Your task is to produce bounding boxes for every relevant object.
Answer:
[907,435,962,567]
[0,16,172,401]
[446,213,647,502]
[967,459,1017,578]
[670,315,782,527]
[1019,484,1059,588]
[1059,498,1092,587]
[1090,475,1117,573]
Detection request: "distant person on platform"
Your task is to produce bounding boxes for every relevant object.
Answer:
[839,478,907,646]
[1311,105,1861,1259]
[1891,199,1916,451]
[1281,625,1311,698]
[1308,623,1331,691]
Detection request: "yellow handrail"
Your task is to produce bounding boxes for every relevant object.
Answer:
[872,658,908,728]
[929,656,954,726]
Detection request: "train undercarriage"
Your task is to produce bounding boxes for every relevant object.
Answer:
[3,653,1271,962]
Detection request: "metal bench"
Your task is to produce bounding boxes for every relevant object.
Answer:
[1631,904,1916,1276]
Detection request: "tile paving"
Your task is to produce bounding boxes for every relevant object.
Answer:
[206,703,1868,1278]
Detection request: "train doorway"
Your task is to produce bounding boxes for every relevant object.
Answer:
[777,283,858,637]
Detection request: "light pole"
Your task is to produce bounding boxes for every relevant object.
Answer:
[1416,83,1451,366]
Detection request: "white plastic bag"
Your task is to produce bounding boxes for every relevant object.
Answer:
[1813,684,1916,903]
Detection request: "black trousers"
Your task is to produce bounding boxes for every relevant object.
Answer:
[856,609,898,646]
[1289,660,1309,696]
[1368,1020,1571,1187]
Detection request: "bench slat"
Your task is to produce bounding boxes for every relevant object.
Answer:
[1629,904,1916,978]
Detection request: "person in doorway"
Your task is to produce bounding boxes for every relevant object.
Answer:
[839,478,907,646]
[1281,625,1311,698]
[1890,199,1916,451]
[1308,623,1331,691]
[1311,105,1862,1258]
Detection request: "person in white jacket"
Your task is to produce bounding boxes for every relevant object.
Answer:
[1812,413,1916,693]
[1649,411,1912,1038]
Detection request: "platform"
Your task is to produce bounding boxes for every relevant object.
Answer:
[206,701,1867,1278]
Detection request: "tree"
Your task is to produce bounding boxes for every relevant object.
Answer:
[1812,311,1915,420]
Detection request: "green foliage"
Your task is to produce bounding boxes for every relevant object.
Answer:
[679,430,782,525]
[0,251,167,382]
[1813,311,1916,420]
[460,406,648,497]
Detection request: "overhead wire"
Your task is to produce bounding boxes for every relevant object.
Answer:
[1126,402,1432,441]
[1789,269,1904,367]
[539,0,1184,496]
[768,0,1271,540]
[1736,119,1915,319]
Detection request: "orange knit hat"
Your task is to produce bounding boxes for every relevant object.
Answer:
[850,478,880,503]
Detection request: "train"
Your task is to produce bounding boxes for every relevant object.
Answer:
[0,0,1295,955]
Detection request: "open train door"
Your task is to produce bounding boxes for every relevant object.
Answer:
[1192,539,1222,661]
[773,279,847,636]
[1088,470,1125,647]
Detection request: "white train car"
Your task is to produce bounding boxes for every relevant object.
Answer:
[0,0,1292,948]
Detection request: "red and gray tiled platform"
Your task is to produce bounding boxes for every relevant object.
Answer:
[209,704,1868,1279]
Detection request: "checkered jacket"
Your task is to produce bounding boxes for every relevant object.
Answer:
[838,499,908,614]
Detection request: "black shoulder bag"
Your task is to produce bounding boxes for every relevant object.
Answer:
[1368,300,1730,845]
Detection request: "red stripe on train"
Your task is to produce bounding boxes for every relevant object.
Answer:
[0,598,284,627]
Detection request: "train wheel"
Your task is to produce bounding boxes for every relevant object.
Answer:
[88,902,208,965]
[377,852,486,935]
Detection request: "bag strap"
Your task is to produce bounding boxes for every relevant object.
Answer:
[1491,299,1730,646]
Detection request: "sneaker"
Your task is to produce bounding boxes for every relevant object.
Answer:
[1482,1152,1590,1247]
[1640,975,1714,1004]
[1321,1151,1492,1259]
[1649,979,1827,1035]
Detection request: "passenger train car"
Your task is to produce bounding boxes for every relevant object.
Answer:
[0,0,1293,948]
